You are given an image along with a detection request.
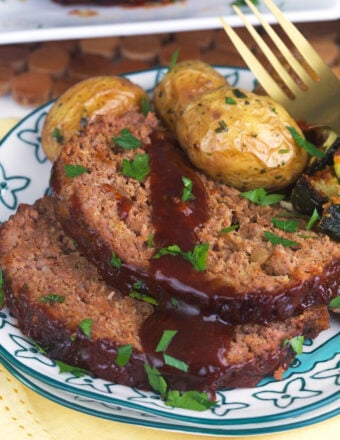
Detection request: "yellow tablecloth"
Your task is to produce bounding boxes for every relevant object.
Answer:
[0,117,339,439]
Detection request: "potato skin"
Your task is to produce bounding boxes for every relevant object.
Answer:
[176,85,309,191]
[42,76,149,161]
[154,60,227,133]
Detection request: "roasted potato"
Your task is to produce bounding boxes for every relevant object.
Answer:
[42,76,149,161]
[176,85,309,191]
[154,60,227,133]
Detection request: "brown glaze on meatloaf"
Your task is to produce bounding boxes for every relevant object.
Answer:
[50,111,340,325]
[0,197,331,393]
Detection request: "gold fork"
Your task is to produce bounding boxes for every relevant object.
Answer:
[220,0,340,135]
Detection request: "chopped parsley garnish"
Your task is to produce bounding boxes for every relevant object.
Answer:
[163,353,189,372]
[65,164,88,178]
[129,291,158,306]
[153,243,209,272]
[240,187,285,206]
[0,269,4,308]
[156,330,178,352]
[146,234,155,248]
[116,344,133,367]
[232,88,247,99]
[225,96,237,105]
[329,297,340,309]
[271,217,299,232]
[52,127,64,144]
[165,390,216,411]
[283,335,304,355]
[169,49,180,71]
[220,224,239,234]
[305,208,319,230]
[141,96,151,116]
[264,231,299,247]
[39,294,65,304]
[287,126,326,158]
[181,176,195,202]
[113,128,141,150]
[55,360,88,378]
[122,153,150,182]
[79,318,93,339]
[214,120,229,133]
[110,251,121,269]
[144,364,216,411]
[232,0,259,6]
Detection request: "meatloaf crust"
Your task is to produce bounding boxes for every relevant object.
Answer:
[0,197,331,393]
[50,111,340,325]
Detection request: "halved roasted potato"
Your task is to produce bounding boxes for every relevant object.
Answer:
[154,60,227,133]
[175,85,309,191]
[42,75,149,161]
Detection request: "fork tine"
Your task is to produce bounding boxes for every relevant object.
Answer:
[262,0,336,79]
[244,0,316,87]
[232,4,303,96]
[219,17,290,105]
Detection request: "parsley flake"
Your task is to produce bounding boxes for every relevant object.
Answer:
[110,251,121,269]
[287,126,326,158]
[144,364,168,397]
[214,120,228,133]
[264,231,299,247]
[52,127,64,144]
[79,318,93,339]
[153,243,209,272]
[141,96,151,116]
[225,96,237,105]
[181,176,195,202]
[220,225,239,234]
[169,49,180,71]
[283,335,304,355]
[122,153,150,182]
[129,291,158,305]
[232,88,247,99]
[113,128,141,150]
[271,218,299,232]
[329,297,340,309]
[39,294,65,304]
[232,0,259,6]
[305,208,319,230]
[156,330,178,352]
[55,360,88,378]
[165,390,216,411]
[65,164,88,178]
[240,188,285,206]
[163,353,189,372]
[116,344,133,367]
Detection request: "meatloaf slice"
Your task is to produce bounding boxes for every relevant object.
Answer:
[0,197,331,393]
[50,110,340,325]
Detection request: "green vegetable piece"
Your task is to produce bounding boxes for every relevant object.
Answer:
[39,294,65,304]
[129,291,158,306]
[141,96,151,116]
[232,88,247,99]
[110,251,121,269]
[305,208,320,230]
[52,127,64,144]
[122,153,150,182]
[153,243,209,272]
[220,225,239,235]
[214,120,228,133]
[79,318,93,339]
[165,390,216,411]
[156,330,178,353]
[240,188,285,206]
[271,218,299,232]
[65,164,88,178]
[55,360,88,378]
[116,344,133,367]
[287,126,326,158]
[232,0,259,6]
[169,49,180,71]
[225,96,237,105]
[163,353,189,372]
[113,128,141,150]
[329,297,340,309]
[146,234,155,248]
[264,231,299,247]
[153,244,182,258]
[181,176,195,202]
[144,364,168,397]
[283,335,304,355]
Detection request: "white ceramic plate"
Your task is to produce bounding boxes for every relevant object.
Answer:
[0,67,339,436]
[0,0,339,44]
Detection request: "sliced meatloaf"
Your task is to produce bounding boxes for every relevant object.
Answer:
[0,197,331,393]
[50,110,340,325]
